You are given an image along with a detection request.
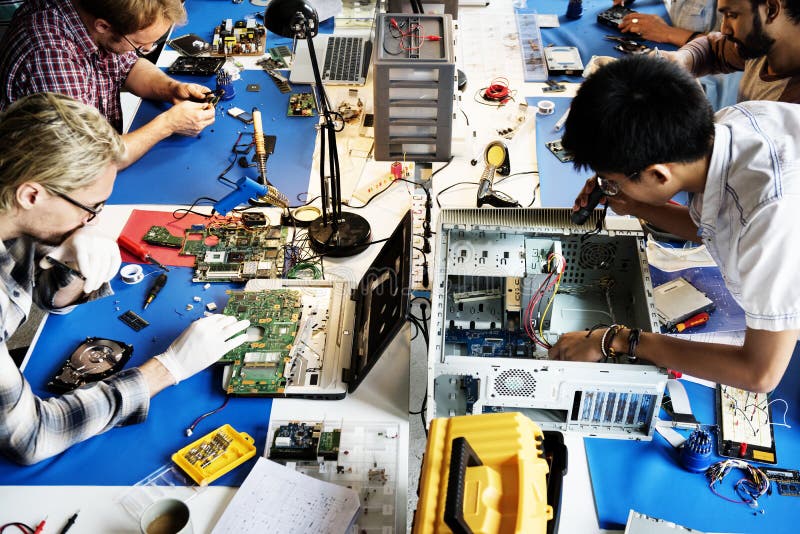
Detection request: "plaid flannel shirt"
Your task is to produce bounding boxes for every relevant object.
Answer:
[0,0,138,132]
[0,237,149,465]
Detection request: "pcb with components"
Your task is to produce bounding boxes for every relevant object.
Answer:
[118,310,149,331]
[265,420,399,532]
[269,422,341,461]
[142,221,287,283]
[211,18,266,55]
[219,289,303,396]
[287,92,316,117]
[546,139,573,163]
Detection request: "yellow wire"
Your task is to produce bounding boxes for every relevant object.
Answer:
[539,255,564,344]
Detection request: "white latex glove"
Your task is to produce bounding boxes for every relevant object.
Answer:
[155,314,250,384]
[40,227,121,293]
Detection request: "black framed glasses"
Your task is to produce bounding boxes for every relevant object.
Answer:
[53,191,103,222]
[596,171,641,197]
[120,33,161,58]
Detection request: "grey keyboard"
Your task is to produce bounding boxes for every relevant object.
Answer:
[323,36,364,82]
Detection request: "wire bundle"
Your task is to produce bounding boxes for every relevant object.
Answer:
[706,459,769,507]
[523,253,566,349]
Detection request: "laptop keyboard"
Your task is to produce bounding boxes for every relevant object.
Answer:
[323,36,363,82]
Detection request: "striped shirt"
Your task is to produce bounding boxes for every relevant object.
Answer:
[689,102,800,331]
[680,33,800,103]
[0,236,149,465]
[0,0,138,132]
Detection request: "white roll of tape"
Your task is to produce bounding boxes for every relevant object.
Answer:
[537,100,555,115]
[120,264,144,284]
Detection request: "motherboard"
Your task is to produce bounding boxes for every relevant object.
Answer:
[143,216,287,283]
[219,287,331,396]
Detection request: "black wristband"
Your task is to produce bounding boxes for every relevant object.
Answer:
[685,31,703,45]
[627,328,641,363]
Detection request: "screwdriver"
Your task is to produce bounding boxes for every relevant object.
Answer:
[674,312,710,332]
[143,273,167,310]
[117,235,169,272]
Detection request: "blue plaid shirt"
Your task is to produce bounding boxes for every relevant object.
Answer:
[0,236,149,465]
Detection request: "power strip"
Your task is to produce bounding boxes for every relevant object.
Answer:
[411,188,433,292]
[350,162,415,205]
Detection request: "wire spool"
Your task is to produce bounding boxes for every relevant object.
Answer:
[120,264,144,284]
[288,205,322,227]
[537,100,555,115]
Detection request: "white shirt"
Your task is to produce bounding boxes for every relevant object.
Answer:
[689,102,800,331]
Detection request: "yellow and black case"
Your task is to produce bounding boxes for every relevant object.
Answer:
[413,412,566,534]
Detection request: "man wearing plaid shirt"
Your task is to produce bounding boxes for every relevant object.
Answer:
[0,0,216,169]
[0,93,249,465]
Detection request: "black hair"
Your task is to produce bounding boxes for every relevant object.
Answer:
[750,0,800,24]
[561,56,714,178]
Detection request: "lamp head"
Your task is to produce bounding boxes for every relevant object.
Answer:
[264,0,319,39]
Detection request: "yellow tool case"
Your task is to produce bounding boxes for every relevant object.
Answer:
[413,412,566,534]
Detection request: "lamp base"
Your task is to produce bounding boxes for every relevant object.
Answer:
[308,212,372,257]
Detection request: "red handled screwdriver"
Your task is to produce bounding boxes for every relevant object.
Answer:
[675,312,710,332]
[117,235,169,272]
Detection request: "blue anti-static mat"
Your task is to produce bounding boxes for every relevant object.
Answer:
[523,0,677,83]
[0,267,271,486]
[585,352,800,532]
[110,69,318,207]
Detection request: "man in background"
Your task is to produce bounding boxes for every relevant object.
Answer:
[0,0,216,169]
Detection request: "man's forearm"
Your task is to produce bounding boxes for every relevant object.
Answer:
[633,203,701,243]
[118,115,173,169]
[123,58,179,101]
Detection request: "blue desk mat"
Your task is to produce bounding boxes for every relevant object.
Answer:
[0,267,271,486]
[111,69,318,206]
[528,96,591,207]
[585,348,800,532]
[524,0,677,82]
[650,266,747,333]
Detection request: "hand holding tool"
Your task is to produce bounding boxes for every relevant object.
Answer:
[117,235,169,271]
[44,227,121,293]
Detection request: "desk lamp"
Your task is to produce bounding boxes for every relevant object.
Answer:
[265,0,372,256]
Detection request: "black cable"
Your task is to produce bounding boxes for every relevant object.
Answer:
[430,156,454,181]
[528,182,540,208]
[172,197,217,220]
[460,107,470,126]
[0,523,34,534]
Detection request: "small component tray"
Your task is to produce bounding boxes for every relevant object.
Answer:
[172,424,256,486]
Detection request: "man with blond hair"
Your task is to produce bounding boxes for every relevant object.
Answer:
[0,93,250,464]
[0,0,216,169]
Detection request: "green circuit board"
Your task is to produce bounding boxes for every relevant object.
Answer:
[220,289,303,396]
[142,222,288,283]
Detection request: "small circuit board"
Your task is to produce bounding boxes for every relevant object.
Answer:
[287,92,316,117]
[219,289,303,396]
[545,139,574,163]
[269,422,341,461]
[211,18,266,56]
[118,310,149,331]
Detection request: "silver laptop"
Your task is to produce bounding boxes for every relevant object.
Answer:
[289,1,379,85]
[219,211,410,399]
